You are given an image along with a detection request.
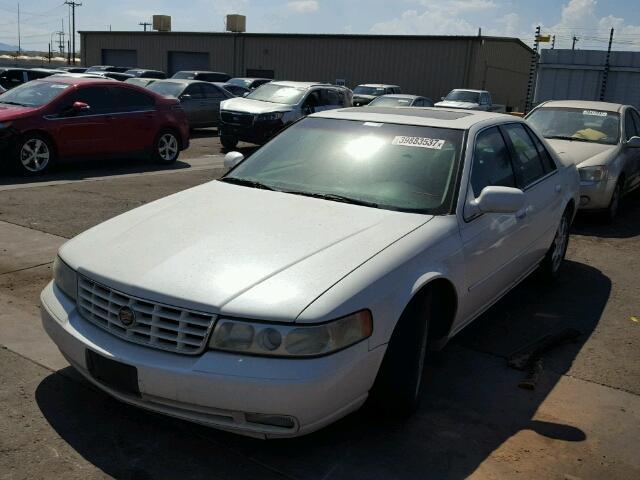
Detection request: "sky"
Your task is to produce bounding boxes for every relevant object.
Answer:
[1,0,640,52]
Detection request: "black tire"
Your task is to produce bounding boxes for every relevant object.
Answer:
[602,181,622,224]
[152,129,180,164]
[220,135,238,150]
[14,133,54,176]
[539,206,571,281]
[368,290,431,417]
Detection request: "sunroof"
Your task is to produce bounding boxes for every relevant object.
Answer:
[341,107,472,120]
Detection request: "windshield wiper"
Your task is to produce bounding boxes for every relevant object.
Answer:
[219,177,279,191]
[284,190,380,208]
[545,135,592,143]
[0,101,28,106]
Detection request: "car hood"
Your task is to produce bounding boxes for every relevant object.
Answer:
[60,181,431,322]
[545,139,618,167]
[220,97,293,115]
[434,100,480,109]
[0,103,38,121]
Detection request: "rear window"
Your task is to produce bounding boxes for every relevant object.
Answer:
[147,81,185,98]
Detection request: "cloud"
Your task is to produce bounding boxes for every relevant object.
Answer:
[286,0,319,13]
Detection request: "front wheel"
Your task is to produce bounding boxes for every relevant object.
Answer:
[15,133,54,175]
[152,130,180,164]
[539,207,571,280]
[220,135,238,150]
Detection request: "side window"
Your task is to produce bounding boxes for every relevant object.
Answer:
[624,110,638,140]
[201,83,225,99]
[414,99,424,107]
[111,87,155,112]
[321,89,341,106]
[184,84,205,99]
[524,125,557,174]
[631,110,640,137]
[424,98,434,107]
[65,86,114,115]
[304,90,321,108]
[470,127,517,197]
[503,123,546,187]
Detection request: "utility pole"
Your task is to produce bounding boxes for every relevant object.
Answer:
[17,2,21,54]
[525,25,541,114]
[64,1,82,65]
[572,35,579,50]
[599,28,614,101]
[139,22,151,32]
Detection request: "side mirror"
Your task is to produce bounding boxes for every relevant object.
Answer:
[441,96,445,101]
[72,101,90,111]
[626,136,640,148]
[472,186,525,214]
[180,94,191,101]
[224,151,244,170]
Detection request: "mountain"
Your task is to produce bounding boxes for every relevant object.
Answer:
[0,41,19,52]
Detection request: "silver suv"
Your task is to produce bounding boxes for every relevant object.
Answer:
[352,84,402,106]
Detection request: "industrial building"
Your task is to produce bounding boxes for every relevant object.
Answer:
[79,30,533,111]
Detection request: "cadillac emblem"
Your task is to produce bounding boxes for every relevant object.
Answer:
[118,306,136,328]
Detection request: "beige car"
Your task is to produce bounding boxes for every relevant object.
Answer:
[526,100,640,220]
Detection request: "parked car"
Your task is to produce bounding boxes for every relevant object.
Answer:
[171,71,231,83]
[58,66,88,73]
[352,84,402,106]
[86,65,131,73]
[435,89,493,111]
[220,83,250,97]
[0,68,63,90]
[40,107,579,438]
[526,100,640,220]
[0,84,5,94]
[125,77,157,88]
[0,76,189,175]
[124,69,167,79]
[368,94,434,107]
[226,77,272,90]
[218,81,352,149]
[147,79,233,128]
[101,72,135,82]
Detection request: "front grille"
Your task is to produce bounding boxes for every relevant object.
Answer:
[220,111,255,126]
[77,276,216,355]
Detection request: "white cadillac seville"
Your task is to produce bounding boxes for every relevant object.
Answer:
[41,107,579,438]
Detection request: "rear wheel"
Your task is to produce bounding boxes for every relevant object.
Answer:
[220,135,238,150]
[539,207,571,280]
[15,133,54,175]
[369,290,431,417]
[152,130,180,164]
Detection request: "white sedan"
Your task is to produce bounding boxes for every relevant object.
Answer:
[41,107,579,438]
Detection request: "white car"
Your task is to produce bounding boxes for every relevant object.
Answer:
[41,107,579,439]
[435,89,492,111]
[526,100,640,221]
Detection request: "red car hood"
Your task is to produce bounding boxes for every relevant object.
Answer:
[0,104,38,121]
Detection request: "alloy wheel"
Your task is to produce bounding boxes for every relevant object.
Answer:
[158,133,178,161]
[20,138,50,173]
[551,214,569,272]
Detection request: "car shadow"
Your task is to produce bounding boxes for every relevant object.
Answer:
[0,157,192,187]
[189,127,218,139]
[35,260,609,479]
[571,187,640,239]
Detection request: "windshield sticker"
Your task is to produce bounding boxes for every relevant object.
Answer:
[363,122,383,127]
[392,136,445,149]
[583,110,607,117]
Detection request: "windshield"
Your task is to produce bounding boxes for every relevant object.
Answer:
[444,90,480,103]
[147,81,184,98]
[527,107,620,145]
[369,96,413,107]
[171,72,194,79]
[126,78,155,87]
[224,118,463,213]
[353,86,386,96]
[0,80,70,107]
[246,84,306,105]
[228,78,251,87]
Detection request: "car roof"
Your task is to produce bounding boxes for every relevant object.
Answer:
[154,78,209,85]
[39,76,123,86]
[376,94,421,99]
[450,89,486,93]
[270,81,330,89]
[357,84,401,88]
[311,107,514,129]
[175,70,227,74]
[537,100,624,112]
[231,77,270,81]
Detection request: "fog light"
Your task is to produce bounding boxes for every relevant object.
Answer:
[245,413,296,429]
[580,195,590,206]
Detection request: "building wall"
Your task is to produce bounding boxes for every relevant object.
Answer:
[80,32,531,109]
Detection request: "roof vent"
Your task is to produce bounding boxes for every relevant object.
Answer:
[152,15,172,32]
[226,14,246,33]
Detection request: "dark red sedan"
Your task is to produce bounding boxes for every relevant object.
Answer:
[0,76,189,175]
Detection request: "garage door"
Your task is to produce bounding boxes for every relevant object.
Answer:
[168,52,210,76]
[101,49,138,67]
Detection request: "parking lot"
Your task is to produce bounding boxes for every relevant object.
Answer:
[1,131,639,480]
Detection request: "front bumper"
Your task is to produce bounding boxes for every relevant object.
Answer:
[219,119,284,145]
[578,177,617,210]
[40,281,384,438]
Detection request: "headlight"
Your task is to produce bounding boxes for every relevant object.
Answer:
[53,256,77,300]
[257,112,284,121]
[579,166,608,182]
[209,310,373,357]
